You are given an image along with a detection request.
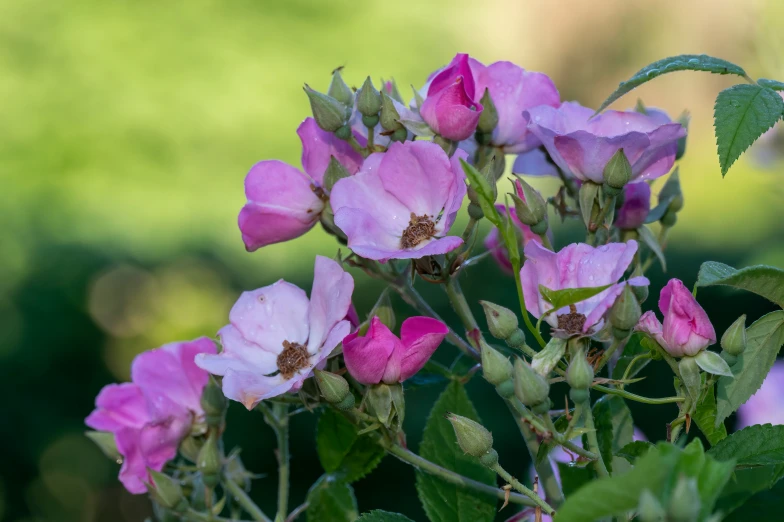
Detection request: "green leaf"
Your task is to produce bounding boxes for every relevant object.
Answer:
[539,283,613,314]
[557,462,593,497]
[758,78,784,91]
[615,441,654,464]
[695,350,733,377]
[696,261,784,308]
[708,424,784,466]
[416,381,497,522]
[596,55,748,113]
[306,474,358,522]
[636,225,666,271]
[612,333,651,381]
[714,84,784,176]
[356,510,415,522]
[592,395,634,474]
[692,379,727,446]
[317,409,385,482]
[715,464,784,516]
[694,447,736,519]
[399,118,434,137]
[722,470,784,521]
[460,159,501,226]
[535,413,572,466]
[716,311,784,425]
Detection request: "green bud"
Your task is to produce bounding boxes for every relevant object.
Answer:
[668,476,700,522]
[477,88,498,134]
[513,357,550,407]
[566,347,594,391]
[530,220,548,235]
[479,301,518,340]
[466,160,496,207]
[323,156,351,192]
[637,490,666,522]
[721,315,746,356]
[197,432,222,488]
[85,431,121,462]
[679,357,702,403]
[391,127,407,142]
[445,412,494,458]
[304,85,349,132]
[496,379,515,399]
[367,383,404,429]
[334,124,352,141]
[475,130,492,145]
[179,436,202,463]
[480,162,499,200]
[362,114,380,128]
[433,135,455,155]
[357,76,382,117]
[480,341,513,386]
[382,78,404,103]
[579,181,601,230]
[314,369,351,405]
[369,290,396,330]
[531,337,567,377]
[489,149,506,180]
[511,178,547,226]
[603,149,632,193]
[659,168,683,213]
[380,93,402,131]
[630,265,649,303]
[675,111,690,160]
[506,328,527,351]
[609,285,642,334]
[634,99,648,115]
[200,377,227,427]
[147,470,187,512]
[479,449,499,468]
[327,70,354,108]
[224,452,253,491]
[569,387,589,404]
[660,210,677,227]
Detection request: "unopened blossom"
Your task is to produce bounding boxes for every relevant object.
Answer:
[524,102,686,183]
[469,58,560,152]
[330,140,467,261]
[343,316,448,385]
[420,53,483,141]
[85,338,217,493]
[520,240,648,335]
[239,117,364,251]
[736,361,784,429]
[635,278,716,357]
[615,182,651,229]
[195,256,354,409]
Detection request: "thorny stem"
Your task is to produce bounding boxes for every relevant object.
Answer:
[365,124,375,151]
[619,353,652,390]
[594,337,625,373]
[444,276,482,349]
[592,384,685,404]
[223,478,272,522]
[579,397,609,478]
[488,462,555,515]
[270,403,290,522]
[284,502,308,522]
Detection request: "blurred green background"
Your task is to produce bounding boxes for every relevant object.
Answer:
[2,0,784,520]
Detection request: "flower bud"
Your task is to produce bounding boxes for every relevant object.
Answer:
[609,285,642,337]
[314,369,352,407]
[179,436,202,463]
[382,78,404,103]
[224,453,253,491]
[659,169,683,215]
[369,291,396,331]
[480,341,513,386]
[391,127,407,143]
[328,70,354,108]
[367,382,404,429]
[200,377,227,428]
[477,88,498,134]
[513,358,550,407]
[304,85,350,132]
[566,347,594,392]
[357,76,382,117]
[323,156,352,192]
[334,124,352,141]
[668,476,700,522]
[579,181,601,230]
[721,315,746,356]
[445,412,494,458]
[147,470,187,513]
[85,431,121,462]
[531,337,567,377]
[678,356,702,403]
[675,111,690,161]
[637,490,666,522]
[197,432,222,488]
[466,160,497,208]
[511,178,547,227]
[379,92,402,132]
[479,301,518,340]
[631,265,649,303]
[603,149,632,195]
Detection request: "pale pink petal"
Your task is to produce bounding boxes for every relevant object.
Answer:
[399,317,449,381]
[512,149,559,177]
[298,117,364,185]
[222,369,293,410]
[195,325,278,377]
[307,256,354,352]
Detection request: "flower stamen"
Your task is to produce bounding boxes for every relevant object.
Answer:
[401,213,436,249]
[557,304,587,335]
[277,341,310,379]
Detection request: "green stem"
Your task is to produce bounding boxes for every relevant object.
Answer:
[461,216,479,244]
[223,478,272,522]
[272,403,290,522]
[512,257,547,348]
[489,462,555,515]
[366,124,375,151]
[186,507,254,522]
[538,233,553,250]
[619,353,652,389]
[592,384,685,405]
[347,135,368,157]
[580,398,609,478]
[444,276,481,348]
[595,337,625,373]
[380,441,537,508]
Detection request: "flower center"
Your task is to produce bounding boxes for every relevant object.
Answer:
[277,341,310,379]
[400,213,436,249]
[556,305,587,335]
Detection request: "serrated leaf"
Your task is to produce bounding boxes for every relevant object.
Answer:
[722,470,784,521]
[692,379,727,446]
[399,118,434,137]
[596,55,748,113]
[696,261,784,308]
[708,424,784,466]
[539,283,613,314]
[714,84,784,175]
[317,409,385,482]
[716,311,784,425]
[758,78,784,91]
[612,333,651,381]
[615,441,654,464]
[694,448,736,519]
[461,160,501,226]
[592,395,634,474]
[306,474,358,522]
[695,350,733,377]
[356,510,415,522]
[416,382,497,522]
[557,462,593,497]
[636,225,666,271]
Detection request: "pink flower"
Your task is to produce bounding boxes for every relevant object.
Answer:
[239,118,364,251]
[635,279,716,357]
[469,59,560,152]
[195,256,354,409]
[85,338,217,494]
[520,240,648,334]
[511,148,560,177]
[330,141,467,261]
[420,54,483,141]
[524,102,686,183]
[614,182,651,229]
[737,361,784,429]
[343,316,448,385]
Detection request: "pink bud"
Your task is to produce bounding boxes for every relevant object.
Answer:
[420,53,483,141]
[615,182,651,230]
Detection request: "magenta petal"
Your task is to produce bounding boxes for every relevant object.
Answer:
[659,279,716,356]
[307,256,354,352]
[298,117,364,185]
[398,317,449,382]
[428,53,476,99]
[343,317,402,385]
[86,383,148,432]
[421,80,483,141]
[615,182,651,229]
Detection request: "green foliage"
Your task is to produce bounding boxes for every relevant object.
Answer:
[557,462,593,497]
[715,464,784,516]
[612,333,651,381]
[615,441,654,464]
[535,412,572,466]
[694,350,733,377]
[538,284,613,314]
[696,261,784,308]
[692,379,727,446]
[757,78,784,91]
[721,470,784,521]
[595,54,748,113]
[592,395,634,474]
[356,510,415,522]
[306,475,358,522]
[461,160,501,226]
[316,409,385,482]
[716,311,784,425]
[714,84,784,175]
[416,381,497,522]
[636,225,667,271]
[708,424,784,466]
